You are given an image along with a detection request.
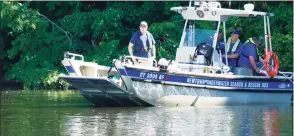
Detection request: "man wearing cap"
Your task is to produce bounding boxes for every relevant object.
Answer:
[238,37,267,75]
[221,29,243,67]
[128,21,156,63]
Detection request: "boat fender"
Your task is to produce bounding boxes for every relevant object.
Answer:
[264,51,279,77]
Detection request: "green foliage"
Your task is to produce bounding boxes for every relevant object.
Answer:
[268,3,293,71]
[1,1,73,89]
[0,1,293,89]
[149,21,180,60]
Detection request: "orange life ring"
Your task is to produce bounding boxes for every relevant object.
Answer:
[264,51,279,77]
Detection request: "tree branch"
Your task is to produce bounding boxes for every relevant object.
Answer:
[38,12,73,48]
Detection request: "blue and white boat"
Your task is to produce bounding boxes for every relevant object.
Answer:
[59,1,293,107]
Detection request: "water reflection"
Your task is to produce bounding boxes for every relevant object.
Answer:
[1,91,292,136]
[264,109,280,136]
[65,106,292,136]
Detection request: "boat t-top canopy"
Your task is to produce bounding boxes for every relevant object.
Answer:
[170,2,274,21]
[171,1,275,69]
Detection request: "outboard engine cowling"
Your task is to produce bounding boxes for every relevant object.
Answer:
[158,58,180,72]
[158,58,171,71]
[194,43,213,65]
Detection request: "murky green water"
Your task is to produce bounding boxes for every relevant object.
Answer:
[1,90,293,136]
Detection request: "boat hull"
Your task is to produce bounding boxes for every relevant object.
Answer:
[60,75,153,107]
[114,60,293,106]
[60,74,292,107]
[131,81,292,106]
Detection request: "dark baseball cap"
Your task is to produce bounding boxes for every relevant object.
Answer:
[232,29,240,35]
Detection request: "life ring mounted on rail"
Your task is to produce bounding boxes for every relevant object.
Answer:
[264,50,279,77]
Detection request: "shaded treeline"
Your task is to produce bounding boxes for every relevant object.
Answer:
[0,1,292,89]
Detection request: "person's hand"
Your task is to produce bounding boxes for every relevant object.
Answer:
[259,57,264,63]
[255,68,260,73]
[131,56,137,64]
[258,69,268,76]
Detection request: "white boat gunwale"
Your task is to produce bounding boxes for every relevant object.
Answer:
[120,66,292,81]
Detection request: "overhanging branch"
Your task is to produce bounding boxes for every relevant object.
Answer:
[38,12,73,48]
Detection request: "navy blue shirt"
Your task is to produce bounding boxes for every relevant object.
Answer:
[130,31,155,58]
[219,41,243,66]
[238,42,259,70]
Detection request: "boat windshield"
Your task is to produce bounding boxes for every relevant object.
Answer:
[183,21,217,47]
[184,29,216,47]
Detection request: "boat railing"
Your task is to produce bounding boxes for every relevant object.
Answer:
[278,71,293,81]
[175,63,230,73]
[123,56,158,67]
[64,51,84,61]
[277,71,292,76]
[259,64,293,78]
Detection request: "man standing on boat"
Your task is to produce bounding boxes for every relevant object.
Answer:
[238,37,267,75]
[221,29,243,67]
[128,21,156,63]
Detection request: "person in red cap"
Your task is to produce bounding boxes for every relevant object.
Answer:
[128,21,156,63]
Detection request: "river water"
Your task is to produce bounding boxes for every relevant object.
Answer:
[1,90,293,136]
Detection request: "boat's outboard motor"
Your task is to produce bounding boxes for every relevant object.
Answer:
[158,58,172,72]
[158,58,180,72]
[194,43,213,65]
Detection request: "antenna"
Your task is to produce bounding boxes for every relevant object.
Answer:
[194,0,201,8]
[194,0,221,8]
[189,0,192,7]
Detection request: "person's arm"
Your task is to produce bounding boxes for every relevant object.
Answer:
[129,33,137,63]
[248,44,260,72]
[223,42,243,59]
[259,57,264,63]
[128,42,137,63]
[222,53,240,58]
[221,41,230,58]
[225,54,239,59]
[128,42,134,56]
[150,33,156,59]
[151,44,156,59]
[249,56,259,73]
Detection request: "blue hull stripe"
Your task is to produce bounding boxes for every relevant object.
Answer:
[119,68,293,91]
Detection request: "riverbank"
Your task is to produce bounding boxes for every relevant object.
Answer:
[0,77,76,91]
[0,77,23,90]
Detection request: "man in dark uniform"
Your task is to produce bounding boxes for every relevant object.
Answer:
[128,21,156,63]
[221,29,243,67]
[238,37,267,75]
